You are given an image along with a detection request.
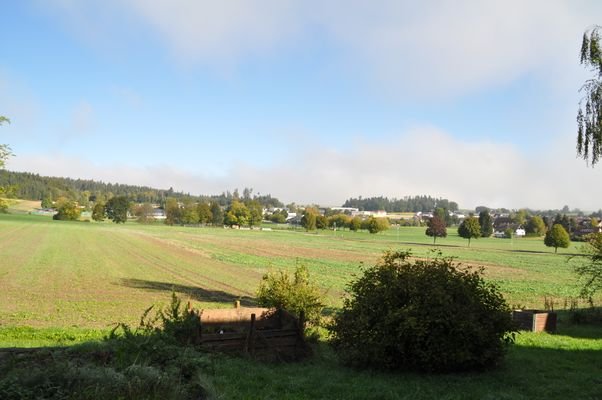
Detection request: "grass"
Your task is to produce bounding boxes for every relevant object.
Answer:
[1,212,601,399]
[0,326,107,348]
[207,324,602,400]
[0,213,593,330]
[1,319,599,400]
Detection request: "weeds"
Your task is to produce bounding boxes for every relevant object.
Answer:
[0,293,212,400]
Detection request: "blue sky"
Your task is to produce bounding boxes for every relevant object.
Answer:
[1,1,602,210]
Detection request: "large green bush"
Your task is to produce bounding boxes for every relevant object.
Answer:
[329,250,516,372]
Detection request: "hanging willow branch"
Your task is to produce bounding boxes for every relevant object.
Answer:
[0,116,12,169]
[577,26,602,166]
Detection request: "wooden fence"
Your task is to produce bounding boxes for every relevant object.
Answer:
[512,309,557,332]
[198,302,310,361]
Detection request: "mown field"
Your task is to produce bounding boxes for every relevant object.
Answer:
[1,211,601,399]
[0,212,594,331]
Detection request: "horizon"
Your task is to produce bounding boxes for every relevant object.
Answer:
[2,2,602,210]
[3,169,598,214]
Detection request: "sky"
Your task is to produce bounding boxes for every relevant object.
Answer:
[1,1,602,211]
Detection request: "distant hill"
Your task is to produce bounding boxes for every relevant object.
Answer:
[0,170,283,208]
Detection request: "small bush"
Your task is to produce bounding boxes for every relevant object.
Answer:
[329,250,516,372]
[110,292,201,346]
[256,264,324,326]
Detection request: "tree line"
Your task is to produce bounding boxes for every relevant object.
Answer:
[424,209,574,253]
[299,207,390,233]
[0,170,283,210]
[72,195,392,235]
[342,195,459,213]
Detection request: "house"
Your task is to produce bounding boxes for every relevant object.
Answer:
[331,207,359,215]
[152,208,166,220]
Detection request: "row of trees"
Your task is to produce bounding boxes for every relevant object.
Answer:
[300,208,390,234]
[83,194,393,235]
[424,210,571,253]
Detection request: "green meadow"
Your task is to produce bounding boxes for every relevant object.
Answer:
[0,212,601,399]
[0,212,593,330]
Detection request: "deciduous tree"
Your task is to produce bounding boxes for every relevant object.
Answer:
[349,216,362,232]
[246,200,263,227]
[53,200,81,221]
[269,209,288,223]
[478,210,493,237]
[458,217,481,247]
[181,200,199,225]
[316,215,328,230]
[366,217,390,234]
[576,232,602,298]
[329,214,351,230]
[105,196,130,224]
[41,195,53,209]
[92,201,106,221]
[196,202,212,224]
[425,215,447,244]
[301,207,318,231]
[224,200,250,227]
[164,198,181,225]
[513,209,528,226]
[210,202,223,226]
[525,215,546,236]
[576,26,602,165]
[544,224,571,253]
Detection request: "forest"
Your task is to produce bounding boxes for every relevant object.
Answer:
[342,195,459,213]
[0,170,284,209]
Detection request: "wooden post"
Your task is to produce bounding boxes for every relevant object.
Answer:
[247,313,256,355]
[298,310,305,340]
[234,300,240,309]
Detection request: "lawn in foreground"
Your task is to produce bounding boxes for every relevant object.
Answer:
[0,320,600,400]
[209,324,602,400]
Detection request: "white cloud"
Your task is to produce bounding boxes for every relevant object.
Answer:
[125,0,304,67]
[40,0,602,97]
[9,126,602,211]
[317,0,598,98]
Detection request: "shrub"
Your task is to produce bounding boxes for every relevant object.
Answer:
[111,292,201,346]
[363,216,390,234]
[329,250,516,372]
[52,200,81,221]
[256,264,324,326]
